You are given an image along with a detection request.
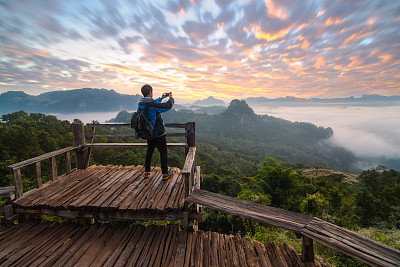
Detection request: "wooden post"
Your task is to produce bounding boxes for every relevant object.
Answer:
[66,151,71,174]
[50,156,57,181]
[185,122,195,156]
[13,168,23,199]
[301,236,314,262]
[72,123,86,169]
[34,162,42,188]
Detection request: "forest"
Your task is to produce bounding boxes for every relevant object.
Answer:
[0,109,399,266]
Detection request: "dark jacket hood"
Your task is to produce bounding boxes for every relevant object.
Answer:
[138,97,154,105]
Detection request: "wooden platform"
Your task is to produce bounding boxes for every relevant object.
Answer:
[0,220,333,267]
[12,165,197,222]
[187,189,400,267]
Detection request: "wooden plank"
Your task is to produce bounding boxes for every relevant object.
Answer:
[51,224,103,266]
[254,240,274,267]
[1,223,67,266]
[182,147,196,175]
[34,161,42,188]
[228,235,240,267]
[40,225,92,267]
[186,189,309,232]
[54,165,119,208]
[155,172,182,211]
[7,146,77,170]
[301,235,314,263]
[131,225,158,266]
[283,243,306,267]
[234,235,248,267]
[113,225,146,267]
[98,166,142,210]
[135,170,165,210]
[74,226,116,266]
[84,143,187,148]
[161,225,178,267]
[83,167,134,209]
[13,168,23,199]
[242,237,261,267]
[50,156,57,181]
[107,166,146,209]
[172,229,188,266]
[147,226,168,267]
[46,166,116,208]
[165,173,184,210]
[184,231,194,267]
[13,223,76,267]
[194,231,204,267]
[101,226,138,267]
[202,232,211,267]
[128,169,162,210]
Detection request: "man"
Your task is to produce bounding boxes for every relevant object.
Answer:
[138,84,174,180]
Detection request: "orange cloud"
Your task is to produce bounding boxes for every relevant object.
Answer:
[315,57,325,68]
[255,25,293,41]
[265,0,289,20]
[301,39,310,50]
[325,17,344,26]
[379,54,392,62]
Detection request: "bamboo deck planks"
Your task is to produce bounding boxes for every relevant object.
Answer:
[12,165,187,221]
[0,220,333,267]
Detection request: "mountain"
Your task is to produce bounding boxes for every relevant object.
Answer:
[110,99,356,172]
[245,94,400,107]
[0,88,141,114]
[192,96,226,107]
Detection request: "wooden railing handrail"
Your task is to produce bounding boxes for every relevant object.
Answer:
[83,143,187,148]
[6,146,78,171]
[86,123,187,129]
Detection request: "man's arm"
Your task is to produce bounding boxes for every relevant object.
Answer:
[148,97,174,112]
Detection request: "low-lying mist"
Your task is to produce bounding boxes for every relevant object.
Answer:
[252,105,400,171]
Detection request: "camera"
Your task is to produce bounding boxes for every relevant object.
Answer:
[163,92,172,97]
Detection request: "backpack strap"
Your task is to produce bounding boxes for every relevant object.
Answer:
[139,103,151,114]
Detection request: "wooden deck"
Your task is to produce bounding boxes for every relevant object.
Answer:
[12,165,198,222]
[0,220,333,267]
[187,189,400,267]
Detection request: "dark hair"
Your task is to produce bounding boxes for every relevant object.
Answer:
[141,84,153,97]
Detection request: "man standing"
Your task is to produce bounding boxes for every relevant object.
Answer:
[138,84,174,180]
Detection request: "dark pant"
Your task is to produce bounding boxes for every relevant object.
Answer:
[145,135,168,174]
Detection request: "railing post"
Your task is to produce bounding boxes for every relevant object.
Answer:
[72,123,86,169]
[301,236,314,262]
[13,168,23,199]
[66,151,71,174]
[34,162,42,188]
[185,122,195,156]
[50,156,57,181]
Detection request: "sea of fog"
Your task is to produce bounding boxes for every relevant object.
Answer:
[252,105,400,170]
[51,105,400,171]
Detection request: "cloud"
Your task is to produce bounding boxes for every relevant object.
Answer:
[0,0,399,101]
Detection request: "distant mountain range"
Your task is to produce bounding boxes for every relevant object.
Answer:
[244,94,400,107]
[0,89,141,114]
[1,88,399,115]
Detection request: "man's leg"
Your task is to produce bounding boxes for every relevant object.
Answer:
[145,138,156,172]
[155,135,168,174]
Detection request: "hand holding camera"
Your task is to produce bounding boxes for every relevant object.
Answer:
[162,92,172,99]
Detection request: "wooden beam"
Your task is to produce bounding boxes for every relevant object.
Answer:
[84,143,187,148]
[301,236,314,263]
[13,168,23,199]
[6,146,77,170]
[72,123,86,169]
[50,156,57,181]
[34,162,42,188]
[66,151,71,174]
[85,123,187,129]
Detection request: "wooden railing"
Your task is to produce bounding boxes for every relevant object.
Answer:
[6,146,77,199]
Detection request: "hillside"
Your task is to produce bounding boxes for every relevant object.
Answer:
[0,88,141,114]
[110,100,357,172]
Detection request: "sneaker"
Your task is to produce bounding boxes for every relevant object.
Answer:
[162,171,174,180]
[144,172,151,178]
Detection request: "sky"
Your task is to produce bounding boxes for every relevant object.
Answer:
[1,0,400,102]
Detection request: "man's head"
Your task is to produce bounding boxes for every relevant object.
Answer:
[141,84,153,97]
